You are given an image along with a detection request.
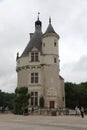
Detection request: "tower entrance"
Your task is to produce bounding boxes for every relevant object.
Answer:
[49,101,55,108]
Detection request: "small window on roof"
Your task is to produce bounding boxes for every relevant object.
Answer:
[31,52,39,62]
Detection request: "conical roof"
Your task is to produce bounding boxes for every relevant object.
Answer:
[45,19,56,33]
[44,18,59,38]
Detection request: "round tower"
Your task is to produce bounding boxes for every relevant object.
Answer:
[42,18,60,66]
[16,16,65,109]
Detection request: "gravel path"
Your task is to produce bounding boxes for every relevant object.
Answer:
[0,114,87,130]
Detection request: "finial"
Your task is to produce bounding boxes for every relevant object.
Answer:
[16,52,19,61]
[37,12,40,20]
[49,17,51,24]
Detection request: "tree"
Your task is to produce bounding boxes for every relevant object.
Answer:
[65,82,87,109]
[0,91,15,110]
[65,82,77,108]
[13,87,30,114]
[39,96,44,108]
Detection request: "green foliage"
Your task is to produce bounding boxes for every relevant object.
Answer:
[0,91,15,109]
[13,87,30,115]
[39,96,44,108]
[65,82,87,109]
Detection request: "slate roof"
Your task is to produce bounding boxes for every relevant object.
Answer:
[21,18,59,57]
[44,18,59,37]
[45,22,56,34]
[21,19,42,57]
[21,30,42,57]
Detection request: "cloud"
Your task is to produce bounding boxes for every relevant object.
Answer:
[0,52,17,92]
[61,56,87,83]
[0,0,87,92]
[0,0,4,2]
[73,56,87,72]
[0,73,16,92]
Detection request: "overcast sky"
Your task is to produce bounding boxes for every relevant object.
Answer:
[0,0,87,92]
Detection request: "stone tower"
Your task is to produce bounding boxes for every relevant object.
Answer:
[16,16,65,108]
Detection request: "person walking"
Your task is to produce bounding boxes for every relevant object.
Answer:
[75,106,78,116]
[75,106,80,116]
[80,106,84,118]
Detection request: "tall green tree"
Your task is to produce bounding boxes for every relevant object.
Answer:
[13,87,30,114]
[65,82,87,109]
[39,96,44,108]
[0,90,15,110]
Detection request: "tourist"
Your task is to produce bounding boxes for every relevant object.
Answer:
[80,106,84,118]
[75,106,80,116]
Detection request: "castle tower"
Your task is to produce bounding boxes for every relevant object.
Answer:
[16,16,65,108]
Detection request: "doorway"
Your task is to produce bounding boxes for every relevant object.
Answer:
[49,101,55,108]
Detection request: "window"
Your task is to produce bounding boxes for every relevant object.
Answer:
[31,52,39,61]
[54,58,57,63]
[43,43,45,47]
[31,72,38,83]
[31,92,38,106]
[54,42,57,46]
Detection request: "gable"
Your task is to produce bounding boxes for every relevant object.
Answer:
[31,47,39,52]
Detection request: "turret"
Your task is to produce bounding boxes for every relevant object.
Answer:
[42,18,59,60]
[35,12,42,32]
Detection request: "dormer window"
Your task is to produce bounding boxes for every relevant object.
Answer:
[31,52,39,62]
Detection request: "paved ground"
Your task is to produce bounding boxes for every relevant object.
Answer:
[0,114,87,130]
